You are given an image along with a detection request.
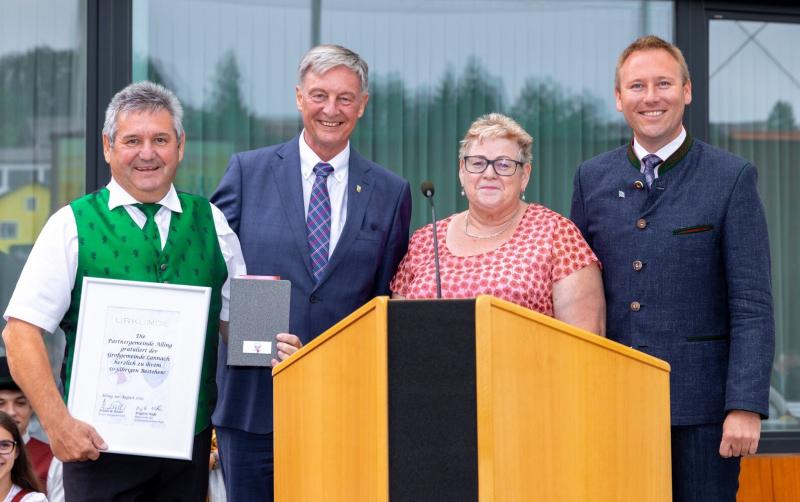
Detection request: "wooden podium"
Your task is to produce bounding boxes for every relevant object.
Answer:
[273,296,671,501]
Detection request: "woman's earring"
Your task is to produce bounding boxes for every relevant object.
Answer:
[521,192,526,201]
[461,187,465,197]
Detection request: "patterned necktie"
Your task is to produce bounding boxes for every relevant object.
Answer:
[642,154,662,189]
[307,162,335,282]
[134,203,162,254]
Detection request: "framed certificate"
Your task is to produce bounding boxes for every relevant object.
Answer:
[67,277,211,460]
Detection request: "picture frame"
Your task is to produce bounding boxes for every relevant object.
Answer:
[67,277,211,460]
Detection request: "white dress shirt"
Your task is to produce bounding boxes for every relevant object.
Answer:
[4,178,247,332]
[633,127,687,179]
[298,131,349,257]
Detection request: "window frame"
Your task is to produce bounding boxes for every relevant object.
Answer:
[86,0,132,193]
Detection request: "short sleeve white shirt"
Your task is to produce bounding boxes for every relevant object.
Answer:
[3,179,246,331]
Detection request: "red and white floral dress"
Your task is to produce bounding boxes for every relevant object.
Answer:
[390,204,599,316]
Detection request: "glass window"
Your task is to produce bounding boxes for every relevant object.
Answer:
[132,0,311,198]
[709,19,800,431]
[0,0,87,383]
[0,223,18,240]
[132,0,672,230]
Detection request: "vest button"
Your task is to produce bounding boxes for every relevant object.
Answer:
[633,260,643,271]
[630,301,641,312]
[160,263,167,271]
[633,180,645,190]
[309,295,320,304]
[636,218,647,229]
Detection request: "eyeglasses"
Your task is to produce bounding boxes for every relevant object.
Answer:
[463,156,523,176]
[0,440,16,455]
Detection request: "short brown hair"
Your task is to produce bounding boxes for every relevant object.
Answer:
[615,35,690,91]
[459,113,533,165]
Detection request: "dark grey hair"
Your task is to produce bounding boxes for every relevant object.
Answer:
[103,81,184,145]
[297,45,369,94]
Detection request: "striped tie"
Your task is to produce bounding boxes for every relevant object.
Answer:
[307,162,334,282]
[642,154,662,189]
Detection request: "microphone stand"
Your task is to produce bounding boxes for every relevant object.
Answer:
[421,182,442,299]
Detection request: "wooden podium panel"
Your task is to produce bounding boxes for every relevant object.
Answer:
[474,296,671,501]
[273,296,671,501]
[273,299,390,500]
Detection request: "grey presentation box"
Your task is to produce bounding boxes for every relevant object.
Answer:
[227,276,291,367]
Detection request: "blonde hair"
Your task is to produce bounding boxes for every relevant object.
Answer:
[458,113,532,164]
[615,35,690,91]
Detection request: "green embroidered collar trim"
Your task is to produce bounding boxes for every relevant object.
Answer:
[626,134,694,175]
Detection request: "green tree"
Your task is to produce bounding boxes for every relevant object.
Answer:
[0,47,81,147]
[510,77,619,214]
[767,101,797,131]
[207,50,252,151]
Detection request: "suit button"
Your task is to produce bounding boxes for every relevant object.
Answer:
[633,180,645,190]
[633,260,643,271]
[630,301,641,312]
[309,295,320,304]
[636,218,647,229]
[160,263,167,271]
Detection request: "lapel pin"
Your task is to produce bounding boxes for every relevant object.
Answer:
[356,185,362,193]
[618,190,625,198]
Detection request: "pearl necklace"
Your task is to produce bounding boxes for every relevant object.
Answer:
[463,207,520,240]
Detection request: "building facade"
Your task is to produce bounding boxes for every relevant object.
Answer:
[1,0,799,452]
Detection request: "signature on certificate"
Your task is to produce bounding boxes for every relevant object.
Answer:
[97,398,127,418]
[135,403,167,425]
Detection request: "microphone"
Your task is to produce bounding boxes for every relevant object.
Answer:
[420,181,442,299]
[421,181,434,198]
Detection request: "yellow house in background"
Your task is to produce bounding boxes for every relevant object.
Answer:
[0,183,51,254]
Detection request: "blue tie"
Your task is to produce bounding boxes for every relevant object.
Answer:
[307,162,334,282]
[642,154,662,188]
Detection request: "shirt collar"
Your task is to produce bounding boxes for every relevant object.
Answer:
[633,126,686,163]
[106,177,183,213]
[298,130,349,183]
[22,431,30,444]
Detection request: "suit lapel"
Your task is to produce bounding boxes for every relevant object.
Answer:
[272,137,314,279]
[315,149,373,287]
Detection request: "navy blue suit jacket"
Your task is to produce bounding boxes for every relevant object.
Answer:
[211,135,412,433]
[571,136,774,426]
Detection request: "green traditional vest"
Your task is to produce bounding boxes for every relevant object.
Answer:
[60,188,227,434]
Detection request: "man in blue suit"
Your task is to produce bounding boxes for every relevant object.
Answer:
[571,36,774,501]
[210,45,412,501]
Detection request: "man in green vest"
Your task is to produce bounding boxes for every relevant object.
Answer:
[2,81,246,501]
